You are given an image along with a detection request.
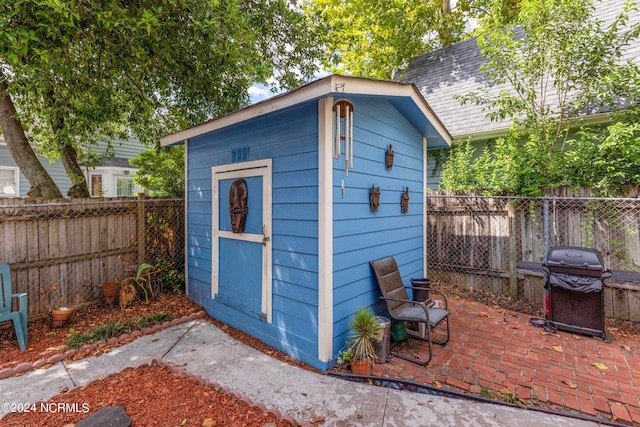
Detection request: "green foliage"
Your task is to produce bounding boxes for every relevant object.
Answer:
[441,133,528,194]
[124,260,185,302]
[347,308,380,362]
[66,312,174,349]
[148,258,185,295]
[561,112,640,195]
[0,0,322,195]
[304,0,520,79]
[440,140,478,191]
[444,0,640,195]
[337,346,353,365]
[478,383,523,405]
[129,146,184,197]
[135,263,155,304]
[158,269,184,295]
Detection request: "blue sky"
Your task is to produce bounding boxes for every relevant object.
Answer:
[248,83,275,104]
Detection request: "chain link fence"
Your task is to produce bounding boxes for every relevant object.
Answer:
[5,191,639,324]
[426,191,640,323]
[0,196,184,320]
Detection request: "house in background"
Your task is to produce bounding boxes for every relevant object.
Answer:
[0,135,146,198]
[161,75,450,370]
[395,0,640,189]
[85,154,145,198]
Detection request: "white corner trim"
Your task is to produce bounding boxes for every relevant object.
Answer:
[184,140,189,298]
[318,97,334,362]
[423,136,428,277]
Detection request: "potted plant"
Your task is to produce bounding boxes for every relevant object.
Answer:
[100,282,118,305]
[51,307,74,327]
[347,307,380,375]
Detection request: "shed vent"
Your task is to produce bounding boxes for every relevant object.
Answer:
[232,147,249,163]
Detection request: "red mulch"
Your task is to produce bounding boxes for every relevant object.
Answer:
[0,293,303,426]
[0,293,202,371]
[1,364,291,426]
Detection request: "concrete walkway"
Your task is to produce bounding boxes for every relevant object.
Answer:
[0,319,606,426]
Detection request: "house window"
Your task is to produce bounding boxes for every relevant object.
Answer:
[90,174,104,196]
[116,176,134,196]
[0,167,18,197]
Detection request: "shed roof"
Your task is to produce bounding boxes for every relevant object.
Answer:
[160,75,451,148]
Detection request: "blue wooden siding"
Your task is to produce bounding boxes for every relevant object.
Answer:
[185,101,323,368]
[331,98,426,354]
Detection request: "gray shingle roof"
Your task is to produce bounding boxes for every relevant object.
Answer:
[395,0,640,140]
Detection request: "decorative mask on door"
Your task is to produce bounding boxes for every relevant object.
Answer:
[229,178,248,233]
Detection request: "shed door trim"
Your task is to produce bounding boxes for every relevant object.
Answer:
[211,159,273,323]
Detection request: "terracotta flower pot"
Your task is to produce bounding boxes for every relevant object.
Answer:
[101,282,118,305]
[52,307,74,327]
[350,359,371,375]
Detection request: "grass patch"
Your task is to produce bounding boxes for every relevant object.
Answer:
[66,312,174,349]
[478,383,523,406]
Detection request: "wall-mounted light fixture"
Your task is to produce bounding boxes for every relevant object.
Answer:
[332,99,354,176]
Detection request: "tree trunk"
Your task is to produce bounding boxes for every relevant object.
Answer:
[46,91,91,198]
[437,0,455,47]
[0,76,63,199]
[60,142,90,198]
[442,0,451,15]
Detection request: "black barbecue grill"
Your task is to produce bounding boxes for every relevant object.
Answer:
[544,246,610,341]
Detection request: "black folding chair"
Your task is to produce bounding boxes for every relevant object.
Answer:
[370,256,450,365]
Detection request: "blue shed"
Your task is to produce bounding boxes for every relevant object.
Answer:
[160,75,451,371]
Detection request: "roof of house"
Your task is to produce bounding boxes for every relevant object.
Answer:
[160,74,452,148]
[395,0,640,141]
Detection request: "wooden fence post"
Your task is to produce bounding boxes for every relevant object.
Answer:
[137,193,146,266]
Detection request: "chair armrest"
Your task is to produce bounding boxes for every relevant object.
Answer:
[380,296,418,305]
[406,288,448,309]
[379,296,432,321]
[11,293,28,309]
[428,289,448,309]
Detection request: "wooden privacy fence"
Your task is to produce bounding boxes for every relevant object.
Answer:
[426,189,640,322]
[0,196,184,320]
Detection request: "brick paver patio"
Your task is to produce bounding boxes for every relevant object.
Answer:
[372,297,640,425]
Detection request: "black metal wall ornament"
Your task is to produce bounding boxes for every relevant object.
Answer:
[385,144,394,169]
[229,178,248,233]
[370,185,381,212]
[401,186,409,214]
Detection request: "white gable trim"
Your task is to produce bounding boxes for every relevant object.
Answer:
[160,75,451,147]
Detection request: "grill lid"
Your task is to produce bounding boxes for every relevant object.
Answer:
[546,246,605,276]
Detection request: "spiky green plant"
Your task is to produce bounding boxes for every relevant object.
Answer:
[348,308,380,363]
